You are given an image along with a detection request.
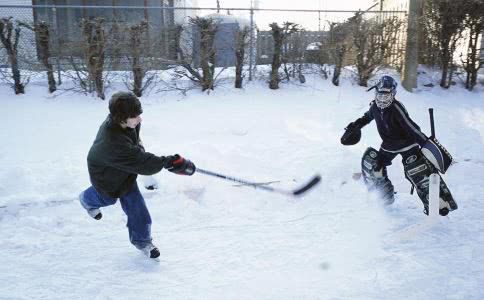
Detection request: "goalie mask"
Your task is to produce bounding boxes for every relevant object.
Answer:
[369,76,397,109]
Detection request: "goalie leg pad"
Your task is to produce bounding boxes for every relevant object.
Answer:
[361,147,395,204]
[403,152,457,214]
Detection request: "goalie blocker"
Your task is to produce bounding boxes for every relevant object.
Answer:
[421,137,453,174]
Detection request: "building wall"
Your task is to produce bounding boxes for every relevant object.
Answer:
[0,0,31,4]
[31,0,199,31]
[30,0,198,58]
[175,0,198,24]
[0,1,36,66]
[192,22,239,67]
[380,0,409,11]
[0,0,33,23]
[256,30,327,65]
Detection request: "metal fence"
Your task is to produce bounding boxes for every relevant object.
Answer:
[0,4,408,80]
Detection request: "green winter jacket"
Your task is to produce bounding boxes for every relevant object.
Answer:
[87,115,166,198]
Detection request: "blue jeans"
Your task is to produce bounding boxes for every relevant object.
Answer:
[80,183,152,249]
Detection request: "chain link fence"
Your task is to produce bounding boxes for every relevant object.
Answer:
[0,3,408,89]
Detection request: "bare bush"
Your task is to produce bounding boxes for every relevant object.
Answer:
[19,21,56,93]
[172,17,219,92]
[349,13,403,87]
[283,30,306,84]
[63,18,107,99]
[83,18,106,99]
[268,22,300,90]
[423,0,466,88]
[461,0,484,91]
[122,21,160,97]
[0,17,25,94]
[196,17,217,91]
[323,21,352,86]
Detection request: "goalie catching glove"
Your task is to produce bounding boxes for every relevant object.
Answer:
[341,122,362,146]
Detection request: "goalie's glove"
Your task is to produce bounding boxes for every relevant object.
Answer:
[341,124,362,146]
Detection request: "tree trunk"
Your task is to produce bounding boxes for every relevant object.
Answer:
[200,45,214,91]
[10,53,24,94]
[37,23,56,93]
[470,68,478,90]
[464,25,482,91]
[269,25,283,90]
[129,22,148,97]
[440,48,450,88]
[358,72,370,87]
[95,64,104,99]
[132,64,143,97]
[197,19,216,91]
[82,18,105,99]
[332,46,345,86]
[269,48,281,89]
[235,28,248,89]
[235,48,244,88]
[0,19,25,94]
[332,67,340,86]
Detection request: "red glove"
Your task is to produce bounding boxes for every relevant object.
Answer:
[164,154,196,176]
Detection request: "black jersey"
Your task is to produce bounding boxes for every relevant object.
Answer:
[358,100,428,153]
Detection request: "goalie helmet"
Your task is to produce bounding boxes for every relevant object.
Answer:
[372,75,397,109]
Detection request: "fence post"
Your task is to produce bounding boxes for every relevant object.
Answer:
[249,6,254,81]
[52,6,62,85]
[402,0,422,92]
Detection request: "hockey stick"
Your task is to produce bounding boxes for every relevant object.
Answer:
[232,180,280,187]
[429,108,435,138]
[411,108,436,196]
[196,168,321,197]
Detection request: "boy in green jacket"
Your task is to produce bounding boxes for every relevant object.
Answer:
[79,91,195,259]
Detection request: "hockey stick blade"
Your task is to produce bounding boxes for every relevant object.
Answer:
[292,174,321,196]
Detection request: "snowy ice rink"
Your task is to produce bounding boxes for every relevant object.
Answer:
[1,75,483,299]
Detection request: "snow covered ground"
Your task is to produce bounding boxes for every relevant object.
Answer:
[1,74,483,299]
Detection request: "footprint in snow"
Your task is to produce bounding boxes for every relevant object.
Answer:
[183,188,206,202]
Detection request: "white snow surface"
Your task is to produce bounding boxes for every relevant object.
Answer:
[1,75,484,299]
